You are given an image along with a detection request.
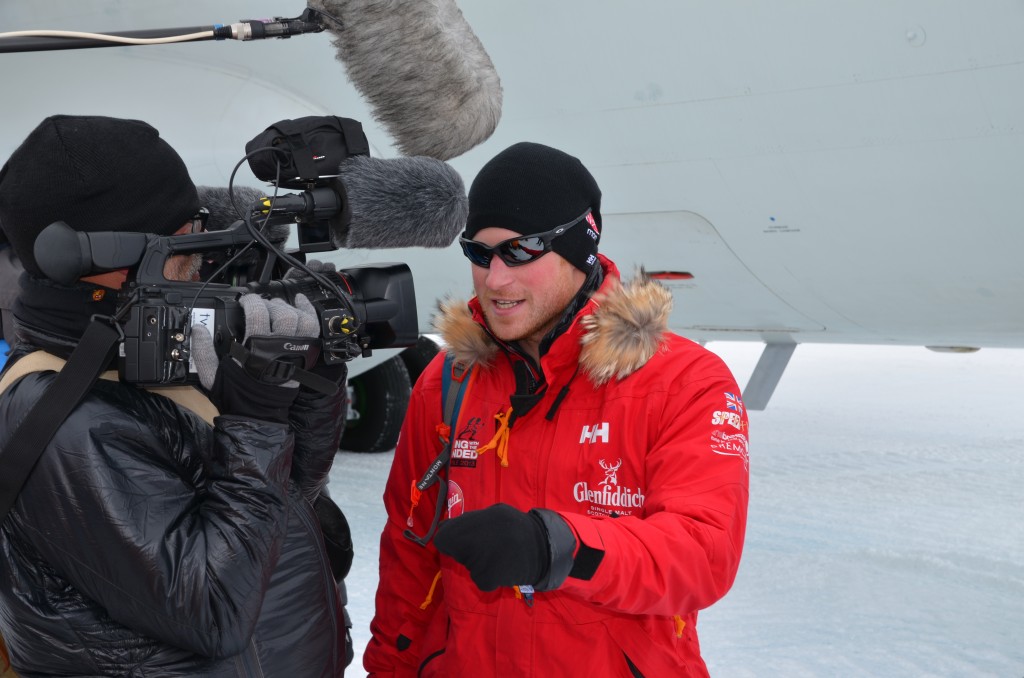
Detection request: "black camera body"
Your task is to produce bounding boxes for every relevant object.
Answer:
[114,197,417,386]
[32,116,421,386]
[119,254,416,386]
[36,115,421,386]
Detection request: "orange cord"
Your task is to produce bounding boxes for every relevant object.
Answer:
[475,407,513,467]
[406,422,453,526]
[419,570,444,610]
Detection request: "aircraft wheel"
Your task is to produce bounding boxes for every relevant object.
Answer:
[340,356,411,453]
[400,336,442,385]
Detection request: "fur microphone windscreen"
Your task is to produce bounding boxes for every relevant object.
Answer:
[336,155,467,249]
[196,185,289,247]
[308,0,502,160]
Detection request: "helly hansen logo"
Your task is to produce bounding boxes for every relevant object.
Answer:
[580,422,610,444]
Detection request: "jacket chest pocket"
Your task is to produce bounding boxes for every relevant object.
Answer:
[551,410,649,519]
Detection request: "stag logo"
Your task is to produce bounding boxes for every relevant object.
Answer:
[599,458,622,487]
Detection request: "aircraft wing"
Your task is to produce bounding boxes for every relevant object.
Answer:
[3,0,1023,410]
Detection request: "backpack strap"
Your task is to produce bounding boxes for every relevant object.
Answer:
[441,353,472,431]
[0,319,120,523]
[0,321,219,525]
[403,353,473,546]
[0,350,116,394]
[0,353,219,425]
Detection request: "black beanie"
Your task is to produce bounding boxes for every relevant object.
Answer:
[0,115,200,278]
[465,142,602,272]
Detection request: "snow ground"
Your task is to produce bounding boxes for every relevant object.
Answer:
[328,342,1024,677]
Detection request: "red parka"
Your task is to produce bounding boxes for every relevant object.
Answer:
[367,258,749,677]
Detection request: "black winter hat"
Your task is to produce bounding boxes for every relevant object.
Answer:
[465,142,602,272]
[0,114,200,278]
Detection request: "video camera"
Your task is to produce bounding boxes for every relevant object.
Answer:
[36,116,418,388]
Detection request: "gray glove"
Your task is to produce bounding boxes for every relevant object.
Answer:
[191,293,320,422]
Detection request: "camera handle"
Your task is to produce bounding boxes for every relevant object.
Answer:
[228,338,338,396]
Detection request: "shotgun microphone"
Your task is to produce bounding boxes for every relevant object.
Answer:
[308,0,502,160]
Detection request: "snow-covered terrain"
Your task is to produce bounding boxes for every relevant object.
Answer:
[329,342,1024,677]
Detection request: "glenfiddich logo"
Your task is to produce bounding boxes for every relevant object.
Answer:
[573,458,645,516]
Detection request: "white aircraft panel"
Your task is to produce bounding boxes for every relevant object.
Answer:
[599,210,824,338]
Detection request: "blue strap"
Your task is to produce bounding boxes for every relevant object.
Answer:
[440,353,472,428]
[403,353,473,546]
[440,353,452,415]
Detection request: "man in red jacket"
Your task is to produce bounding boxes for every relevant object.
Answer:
[366,142,750,677]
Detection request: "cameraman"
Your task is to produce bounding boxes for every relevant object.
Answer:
[0,115,351,676]
[0,233,23,369]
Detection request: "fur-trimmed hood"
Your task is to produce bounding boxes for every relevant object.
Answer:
[433,263,673,385]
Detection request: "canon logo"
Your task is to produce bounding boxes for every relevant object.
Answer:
[284,343,310,351]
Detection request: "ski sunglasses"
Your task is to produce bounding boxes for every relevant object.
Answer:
[459,208,591,268]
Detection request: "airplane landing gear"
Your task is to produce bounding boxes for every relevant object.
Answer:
[339,337,441,453]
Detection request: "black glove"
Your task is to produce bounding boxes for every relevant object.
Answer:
[301,354,347,391]
[206,359,298,424]
[433,503,578,592]
[192,293,319,422]
[284,261,347,388]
